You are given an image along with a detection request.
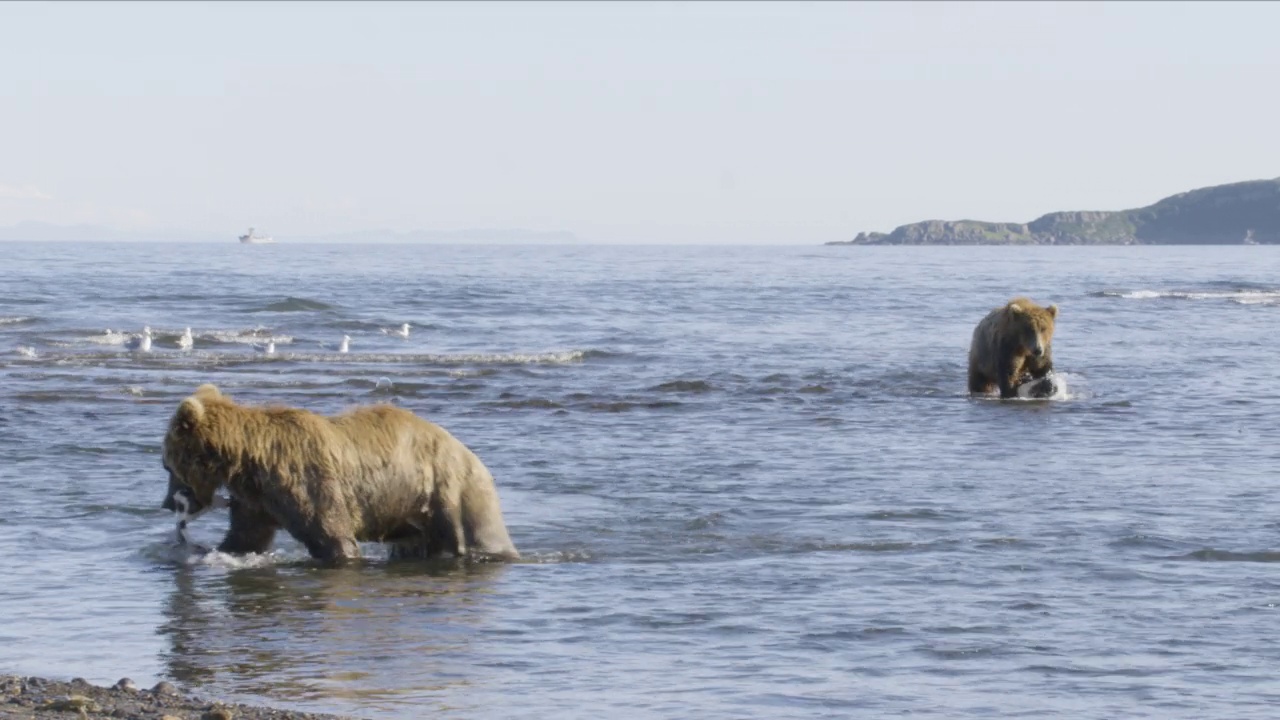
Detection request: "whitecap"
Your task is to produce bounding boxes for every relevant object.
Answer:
[287,350,587,365]
[381,323,411,338]
[201,328,294,345]
[1105,289,1280,302]
[87,329,131,346]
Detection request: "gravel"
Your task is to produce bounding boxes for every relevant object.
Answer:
[0,675,361,720]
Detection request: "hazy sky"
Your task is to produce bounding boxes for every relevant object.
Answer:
[1,1,1277,244]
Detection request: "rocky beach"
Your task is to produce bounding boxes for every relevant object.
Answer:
[0,676,356,720]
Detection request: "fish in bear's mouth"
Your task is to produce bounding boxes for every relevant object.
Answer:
[169,487,228,548]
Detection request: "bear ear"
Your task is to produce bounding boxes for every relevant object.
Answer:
[1008,302,1024,314]
[193,384,221,399]
[1047,304,1058,318]
[174,395,206,432]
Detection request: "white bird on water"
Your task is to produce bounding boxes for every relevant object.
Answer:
[126,326,153,352]
[176,327,193,350]
[339,335,351,353]
[382,323,411,339]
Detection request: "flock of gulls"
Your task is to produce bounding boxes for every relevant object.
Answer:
[106,323,412,355]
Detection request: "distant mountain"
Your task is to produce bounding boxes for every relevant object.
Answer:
[295,228,585,245]
[0,221,130,242]
[830,178,1280,245]
[0,223,583,245]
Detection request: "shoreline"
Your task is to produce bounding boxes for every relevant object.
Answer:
[0,675,358,720]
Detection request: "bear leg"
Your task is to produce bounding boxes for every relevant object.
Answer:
[996,357,1024,399]
[299,533,362,562]
[425,502,467,558]
[217,499,278,555]
[464,511,519,560]
[967,367,993,394]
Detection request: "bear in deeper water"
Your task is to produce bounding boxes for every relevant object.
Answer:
[967,297,1059,399]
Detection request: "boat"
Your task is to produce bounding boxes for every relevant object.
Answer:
[238,227,275,244]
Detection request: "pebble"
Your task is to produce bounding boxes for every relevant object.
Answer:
[43,694,100,712]
[113,677,138,691]
[152,680,180,695]
[204,706,236,720]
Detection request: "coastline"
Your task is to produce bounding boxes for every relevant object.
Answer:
[0,675,358,720]
[830,177,1280,246]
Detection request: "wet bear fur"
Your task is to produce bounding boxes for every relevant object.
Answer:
[160,384,519,562]
[967,297,1059,399]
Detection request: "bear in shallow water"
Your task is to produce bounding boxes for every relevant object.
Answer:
[160,384,519,562]
[967,297,1059,399]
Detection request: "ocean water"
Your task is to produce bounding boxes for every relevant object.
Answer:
[2,242,1280,719]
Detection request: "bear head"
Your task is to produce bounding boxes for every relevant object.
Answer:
[160,384,229,515]
[1007,298,1058,359]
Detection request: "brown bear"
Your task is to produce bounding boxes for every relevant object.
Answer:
[160,384,519,562]
[967,297,1059,399]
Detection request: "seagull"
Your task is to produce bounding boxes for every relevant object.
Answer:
[126,326,153,352]
[339,335,350,353]
[176,327,194,350]
[382,323,411,339]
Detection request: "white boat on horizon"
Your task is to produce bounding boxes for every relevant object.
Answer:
[238,227,275,244]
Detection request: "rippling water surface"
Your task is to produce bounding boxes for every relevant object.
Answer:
[2,242,1280,719]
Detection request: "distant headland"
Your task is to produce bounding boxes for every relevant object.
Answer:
[829,178,1280,246]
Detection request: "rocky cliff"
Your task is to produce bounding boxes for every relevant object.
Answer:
[832,178,1280,245]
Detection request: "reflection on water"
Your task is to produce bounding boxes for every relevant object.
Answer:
[158,561,510,715]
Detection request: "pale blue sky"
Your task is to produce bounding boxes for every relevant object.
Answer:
[1,1,1277,243]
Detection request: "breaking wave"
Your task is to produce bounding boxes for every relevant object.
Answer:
[11,348,593,367]
[196,328,294,345]
[1094,288,1280,303]
[0,316,35,326]
[292,350,591,365]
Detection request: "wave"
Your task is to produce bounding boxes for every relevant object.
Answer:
[1094,288,1280,302]
[650,379,714,393]
[80,329,133,346]
[66,327,293,348]
[147,539,295,568]
[1176,548,1280,563]
[970,371,1078,402]
[12,348,592,367]
[323,350,589,365]
[0,316,35,326]
[196,328,294,345]
[246,297,335,313]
